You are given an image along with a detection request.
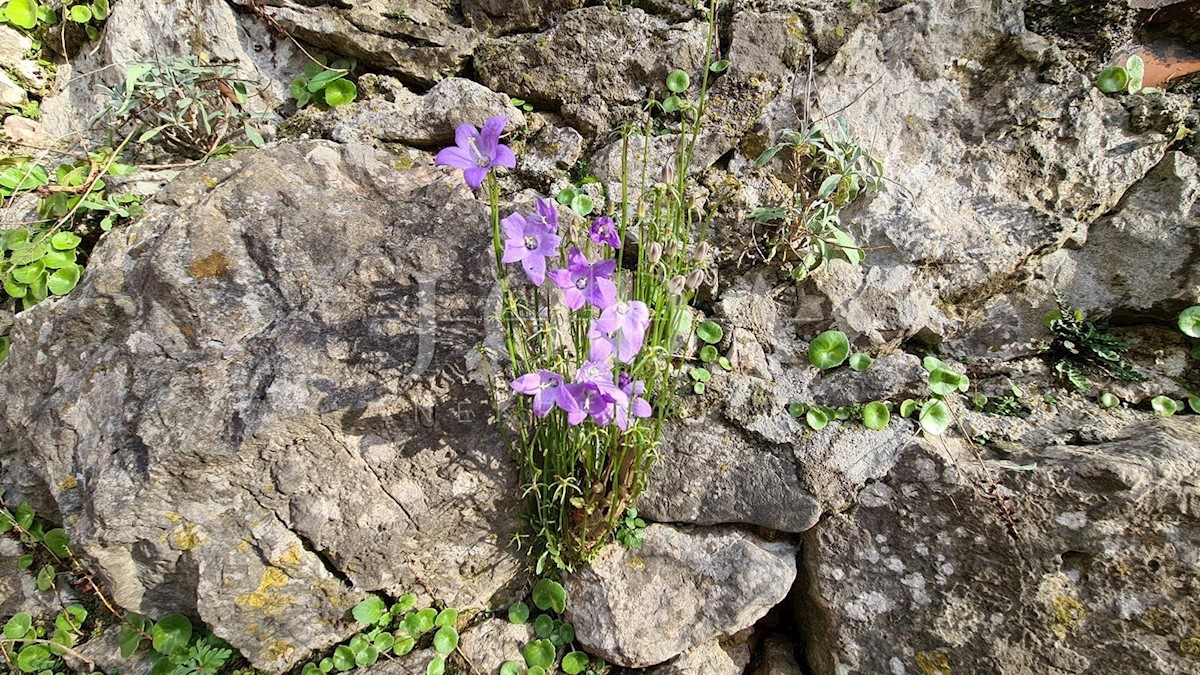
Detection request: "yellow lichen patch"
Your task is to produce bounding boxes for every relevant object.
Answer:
[272,543,303,569]
[187,251,233,280]
[59,475,78,490]
[1050,595,1086,639]
[164,512,182,523]
[235,567,294,615]
[236,540,252,553]
[626,556,646,570]
[1180,637,1200,657]
[171,523,202,550]
[915,650,951,675]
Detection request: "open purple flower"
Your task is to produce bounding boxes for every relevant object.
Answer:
[510,370,565,417]
[532,197,559,232]
[547,248,617,311]
[501,212,561,286]
[559,383,617,426]
[588,300,651,364]
[434,115,516,190]
[589,216,620,249]
[573,359,627,403]
[614,373,652,430]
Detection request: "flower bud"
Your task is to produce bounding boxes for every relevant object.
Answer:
[660,164,675,186]
[664,239,680,257]
[691,242,710,263]
[646,242,663,264]
[667,275,686,296]
[686,269,705,290]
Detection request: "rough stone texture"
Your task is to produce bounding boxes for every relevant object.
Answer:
[462,0,586,35]
[0,535,58,621]
[0,70,25,106]
[0,26,31,66]
[746,1,1178,348]
[330,77,526,147]
[0,141,523,671]
[517,115,585,186]
[237,0,479,86]
[457,618,536,674]
[474,7,709,115]
[754,635,805,675]
[801,420,1200,675]
[646,635,752,675]
[565,524,796,668]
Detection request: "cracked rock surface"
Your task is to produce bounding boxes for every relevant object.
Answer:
[0,141,522,671]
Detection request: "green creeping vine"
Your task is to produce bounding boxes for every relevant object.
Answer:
[301,595,459,675]
[504,579,606,675]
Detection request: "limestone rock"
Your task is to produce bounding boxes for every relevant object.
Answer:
[801,420,1200,674]
[646,635,752,675]
[475,7,708,110]
[331,77,526,147]
[0,141,523,671]
[754,635,805,675]
[0,26,31,67]
[458,618,536,674]
[0,70,25,106]
[565,524,796,668]
[462,0,586,35]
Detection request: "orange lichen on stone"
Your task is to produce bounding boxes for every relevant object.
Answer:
[187,251,233,279]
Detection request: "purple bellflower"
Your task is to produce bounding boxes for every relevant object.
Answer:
[588,300,651,364]
[614,373,652,430]
[435,115,516,190]
[547,248,617,311]
[532,197,560,232]
[589,216,621,249]
[560,359,627,427]
[501,212,561,286]
[510,370,566,417]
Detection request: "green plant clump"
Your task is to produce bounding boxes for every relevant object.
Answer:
[750,117,883,280]
[291,56,358,109]
[1038,294,1145,391]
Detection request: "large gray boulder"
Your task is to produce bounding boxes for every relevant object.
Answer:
[0,141,523,671]
[565,524,796,668]
[800,420,1200,674]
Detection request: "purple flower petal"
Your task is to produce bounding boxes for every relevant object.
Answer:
[501,213,525,240]
[523,255,547,286]
[561,288,584,311]
[463,166,489,190]
[511,373,542,394]
[454,123,478,149]
[592,259,617,279]
[434,146,474,170]
[547,268,573,290]
[494,144,517,168]
[479,115,508,155]
[590,277,617,310]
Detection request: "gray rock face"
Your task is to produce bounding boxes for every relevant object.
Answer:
[462,0,585,35]
[475,7,709,109]
[646,635,752,675]
[753,635,805,675]
[801,420,1200,674]
[457,618,536,674]
[565,524,796,668]
[330,77,526,147]
[0,141,523,671]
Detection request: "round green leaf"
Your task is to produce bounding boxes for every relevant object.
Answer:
[50,232,81,251]
[806,408,828,431]
[1178,306,1200,338]
[355,645,379,668]
[697,320,724,344]
[1187,396,1200,414]
[91,0,110,20]
[392,635,415,656]
[151,615,192,656]
[523,639,555,669]
[322,78,357,107]
[569,193,594,217]
[919,399,951,436]
[562,651,590,674]
[332,645,355,671]
[42,248,77,270]
[927,366,968,397]
[5,0,37,29]
[532,579,567,614]
[862,401,890,431]
[432,625,458,655]
[552,622,574,646]
[690,367,711,383]
[427,656,446,675]
[786,401,806,418]
[1096,66,1128,93]
[529,668,546,675]
[320,657,334,672]
[1124,54,1145,93]
[12,261,45,285]
[693,381,706,395]
[47,265,82,296]
[1099,392,1120,409]
[408,607,437,635]
[4,613,31,639]
[1151,395,1178,418]
[43,528,70,558]
[848,353,873,372]
[69,4,92,22]
[500,661,524,675]
[352,596,386,625]
[662,95,681,113]
[709,59,730,73]
[303,664,322,675]
[666,69,690,93]
[556,187,577,205]
[508,601,530,624]
[373,632,394,652]
[699,345,718,363]
[434,608,458,628]
[393,593,418,614]
[718,356,732,371]
[16,644,52,673]
[808,330,850,369]
[533,614,554,638]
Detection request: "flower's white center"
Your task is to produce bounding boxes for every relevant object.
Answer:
[524,236,539,250]
[575,277,587,289]
[467,137,490,167]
